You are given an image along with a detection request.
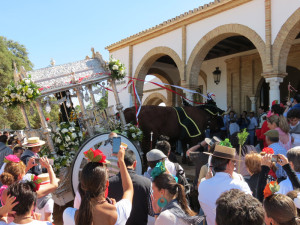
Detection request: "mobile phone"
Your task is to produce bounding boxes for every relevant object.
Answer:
[291,98,294,103]
[35,158,40,164]
[271,155,280,163]
[112,137,121,154]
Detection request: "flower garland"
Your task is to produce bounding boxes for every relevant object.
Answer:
[114,122,143,142]
[108,56,126,80]
[1,75,41,107]
[44,122,83,174]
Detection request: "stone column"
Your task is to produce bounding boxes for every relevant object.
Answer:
[75,87,94,136]
[185,90,194,106]
[249,96,257,112]
[265,77,283,105]
[87,85,97,108]
[35,100,55,152]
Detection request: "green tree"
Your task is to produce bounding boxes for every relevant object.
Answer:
[97,91,108,110]
[0,36,33,130]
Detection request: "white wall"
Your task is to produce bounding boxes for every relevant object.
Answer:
[143,77,167,104]
[272,0,300,43]
[186,0,265,62]
[132,28,182,74]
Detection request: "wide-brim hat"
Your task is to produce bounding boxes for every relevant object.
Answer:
[23,137,46,147]
[204,136,222,146]
[204,144,240,161]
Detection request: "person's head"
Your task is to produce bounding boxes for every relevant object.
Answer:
[7,182,37,217]
[24,137,45,153]
[271,104,285,115]
[0,161,26,186]
[249,112,255,118]
[152,173,196,216]
[146,149,167,169]
[287,147,300,172]
[264,130,279,146]
[0,135,8,144]
[109,132,118,139]
[294,94,300,104]
[76,162,108,225]
[3,131,9,137]
[210,144,236,175]
[287,109,300,126]
[258,106,266,115]
[229,111,235,118]
[242,111,247,117]
[264,193,300,225]
[13,146,24,159]
[155,140,171,156]
[245,152,262,175]
[28,146,41,153]
[123,149,136,169]
[216,189,265,225]
[287,189,300,216]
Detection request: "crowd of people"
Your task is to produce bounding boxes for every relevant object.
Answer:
[0,95,300,224]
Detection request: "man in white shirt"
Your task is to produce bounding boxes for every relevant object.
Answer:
[278,147,300,194]
[198,144,251,225]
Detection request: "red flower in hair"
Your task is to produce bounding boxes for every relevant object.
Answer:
[84,148,109,164]
[32,175,41,192]
[262,147,274,154]
[263,181,280,199]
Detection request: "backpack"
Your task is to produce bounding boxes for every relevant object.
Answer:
[174,163,191,196]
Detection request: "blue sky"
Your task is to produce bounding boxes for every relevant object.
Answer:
[1,0,213,69]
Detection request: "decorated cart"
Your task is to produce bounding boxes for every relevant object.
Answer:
[2,49,143,206]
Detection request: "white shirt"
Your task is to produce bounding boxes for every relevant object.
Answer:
[155,210,189,225]
[63,199,132,225]
[144,159,185,179]
[278,173,300,195]
[35,198,54,222]
[9,221,52,225]
[198,172,252,225]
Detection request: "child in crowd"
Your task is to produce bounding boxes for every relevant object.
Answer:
[287,108,300,148]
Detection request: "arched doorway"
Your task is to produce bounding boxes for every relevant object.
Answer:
[134,47,183,106]
[186,24,266,113]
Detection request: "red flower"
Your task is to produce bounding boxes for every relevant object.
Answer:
[32,175,42,192]
[38,87,44,91]
[84,148,108,164]
[262,147,274,154]
[263,181,280,199]
[46,118,50,121]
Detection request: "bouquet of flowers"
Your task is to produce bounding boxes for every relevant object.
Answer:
[47,122,83,174]
[1,75,41,107]
[114,123,143,142]
[108,56,126,80]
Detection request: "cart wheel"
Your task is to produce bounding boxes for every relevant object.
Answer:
[71,133,142,195]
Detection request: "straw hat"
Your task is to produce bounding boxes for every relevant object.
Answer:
[204,144,239,161]
[23,137,45,147]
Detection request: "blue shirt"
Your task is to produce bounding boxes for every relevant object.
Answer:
[269,143,287,178]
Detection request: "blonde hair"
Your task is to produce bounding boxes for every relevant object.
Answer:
[245,152,262,174]
[267,115,290,133]
[0,161,26,185]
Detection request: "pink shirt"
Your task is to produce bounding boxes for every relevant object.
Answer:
[275,127,292,151]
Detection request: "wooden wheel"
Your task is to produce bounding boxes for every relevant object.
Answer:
[71,133,142,194]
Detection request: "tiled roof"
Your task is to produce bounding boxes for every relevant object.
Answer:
[106,0,225,50]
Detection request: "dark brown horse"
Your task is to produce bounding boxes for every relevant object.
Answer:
[124,105,224,163]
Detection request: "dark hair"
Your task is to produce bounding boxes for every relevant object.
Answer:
[259,106,266,111]
[287,148,300,172]
[271,104,285,115]
[76,162,108,225]
[3,131,8,135]
[13,146,24,154]
[230,132,248,157]
[216,189,264,225]
[287,108,300,119]
[294,94,300,104]
[124,150,136,167]
[287,189,300,216]
[153,173,196,216]
[148,160,161,169]
[7,182,37,216]
[0,135,8,143]
[266,136,279,143]
[155,140,171,156]
[211,156,230,172]
[264,194,300,225]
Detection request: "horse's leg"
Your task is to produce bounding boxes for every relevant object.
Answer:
[181,140,188,164]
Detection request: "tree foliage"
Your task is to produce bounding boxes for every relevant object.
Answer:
[97,91,108,110]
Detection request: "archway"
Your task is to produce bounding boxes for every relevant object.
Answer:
[143,93,168,106]
[186,24,266,112]
[134,47,183,106]
[187,24,267,86]
[273,8,300,74]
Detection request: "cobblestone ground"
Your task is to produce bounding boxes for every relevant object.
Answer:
[52,156,196,225]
